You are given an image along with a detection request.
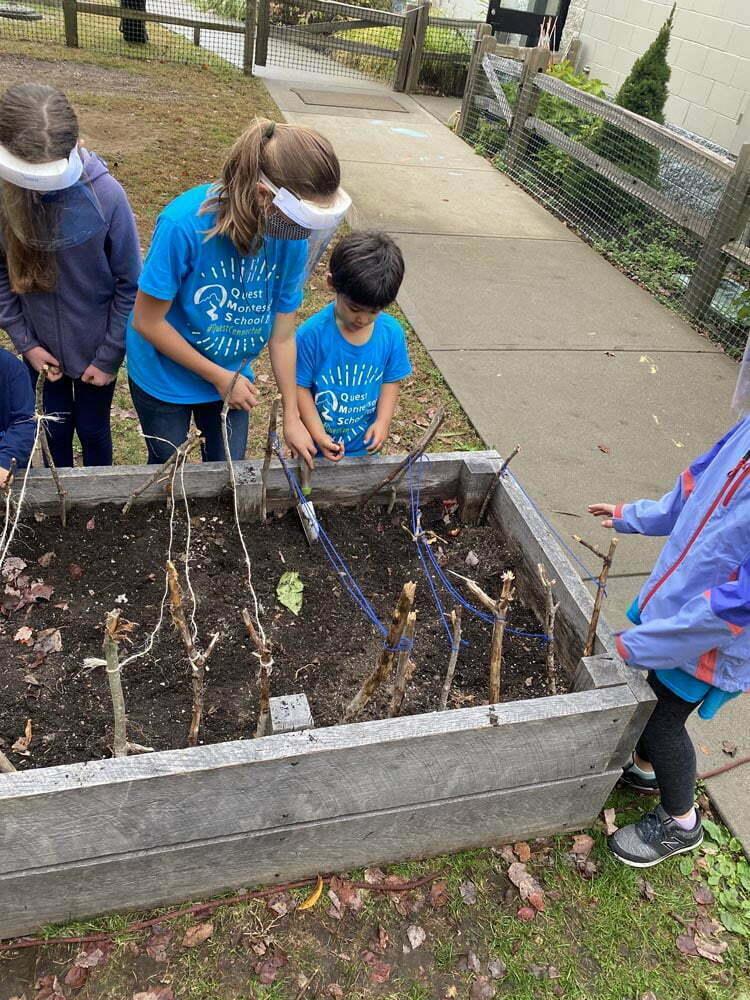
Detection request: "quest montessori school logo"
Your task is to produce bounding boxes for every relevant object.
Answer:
[190,255,277,360]
[315,362,384,443]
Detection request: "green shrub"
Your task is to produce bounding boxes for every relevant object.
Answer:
[195,0,390,24]
[532,61,607,181]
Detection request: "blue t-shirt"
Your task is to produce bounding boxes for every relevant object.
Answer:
[296,302,412,456]
[126,184,307,404]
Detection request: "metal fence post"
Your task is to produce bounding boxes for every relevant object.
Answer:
[404,2,430,95]
[243,0,257,75]
[62,0,79,47]
[255,0,269,67]
[505,46,551,171]
[457,23,492,140]
[683,143,750,321]
[394,4,419,93]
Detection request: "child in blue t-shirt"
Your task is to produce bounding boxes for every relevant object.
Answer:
[296,231,412,459]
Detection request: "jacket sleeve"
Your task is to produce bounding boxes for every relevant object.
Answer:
[612,424,741,536]
[92,184,142,374]
[0,360,36,471]
[0,251,40,353]
[616,559,750,672]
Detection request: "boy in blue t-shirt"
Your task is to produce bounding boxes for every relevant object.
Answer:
[296,231,412,459]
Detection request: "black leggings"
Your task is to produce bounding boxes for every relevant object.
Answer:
[636,673,699,816]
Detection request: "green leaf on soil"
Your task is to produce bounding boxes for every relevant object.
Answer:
[277,571,304,615]
[702,819,726,845]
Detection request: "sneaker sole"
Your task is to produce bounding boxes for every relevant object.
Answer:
[617,778,660,796]
[609,831,704,869]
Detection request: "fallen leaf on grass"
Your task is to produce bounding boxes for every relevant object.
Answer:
[406,924,426,950]
[181,921,213,948]
[507,862,545,911]
[603,808,618,836]
[34,628,62,656]
[721,741,737,758]
[133,990,174,1000]
[277,570,303,615]
[14,626,33,644]
[73,944,111,969]
[361,950,391,984]
[639,993,658,1000]
[429,880,449,908]
[516,906,536,922]
[459,880,478,905]
[470,976,495,999]
[37,552,55,568]
[298,875,324,910]
[693,885,715,907]
[371,924,389,954]
[34,975,65,1000]
[693,933,727,963]
[528,964,561,980]
[513,842,531,863]
[12,718,32,755]
[459,951,481,974]
[329,875,363,914]
[364,866,386,885]
[267,892,293,917]
[326,987,344,1000]
[443,989,459,999]
[255,952,288,984]
[496,845,518,864]
[487,958,507,979]
[570,834,595,860]
[63,965,88,991]
[146,928,173,962]
[638,878,656,902]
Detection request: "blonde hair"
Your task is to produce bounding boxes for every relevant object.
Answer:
[0,84,79,294]
[202,118,340,255]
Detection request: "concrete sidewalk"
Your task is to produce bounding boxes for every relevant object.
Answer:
[261,67,750,847]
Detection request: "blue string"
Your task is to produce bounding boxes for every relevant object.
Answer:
[406,454,551,645]
[272,436,413,654]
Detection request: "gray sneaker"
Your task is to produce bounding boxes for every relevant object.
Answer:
[619,760,660,795]
[609,805,703,868]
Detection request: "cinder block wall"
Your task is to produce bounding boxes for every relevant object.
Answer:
[573,0,750,153]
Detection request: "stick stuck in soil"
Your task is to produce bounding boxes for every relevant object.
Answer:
[103,610,136,757]
[538,564,560,695]
[261,396,281,522]
[489,571,515,704]
[123,428,203,515]
[242,608,274,738]
[343,581,417,722]
[478,443,521,524]
[358,408,445,509]
[439,605,463,711]
[167,560,219,746]
[389,610,417,717]
[35,366,67,527]
[574,534,618,658]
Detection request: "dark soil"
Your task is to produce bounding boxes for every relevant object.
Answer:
[0,496,561,770]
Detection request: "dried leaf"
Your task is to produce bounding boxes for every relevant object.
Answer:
[277,570,303,615]
[37,552,55,568]
[68,563,84,581]
[406,925,426,950]
[327,888,343,921]
[487,958,506,979]
[133,990,175,1000]
[2,556,26,580]
[364,867,386,885]
[34,628,62,656]
[513,842,531,863]
[34,975,65,1000]
[603,808,618,836]
[497,845,518,864]
[298,875,324,911]
[330,876,363,913]
[29,582,54,603]
[326,987,344,1000]
[693,884,715,907]
[459,880,478,905]
[721,741,737,758]
[371,924,389,954]
[507,862,545,910]
[74,944,111,969]
[63,965,88,990]
[693,933,727,964]
[430,880,449,908]
[181,921,213,948]
[597,444,611,455]
[570,834,594,861]
[676,933,699,957]
[638,878,656,902]
[14,626,33,645]
[361,950,391,984]
[86,517,95,531]
[470,976,495,1000]
[146,928,172,962]
[267,892,292,917]
[575,859,599,880]
[639,993,658,1000]
[255,952,288,984]
[12,718,32,755]
[464,951,481,974]
[516,906,536,922]
[465,550,480,568]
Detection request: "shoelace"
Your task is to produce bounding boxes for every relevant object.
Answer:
[635,810,666,844]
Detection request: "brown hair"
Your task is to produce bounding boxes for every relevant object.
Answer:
[0,84,79,294]
[202,118,341,255]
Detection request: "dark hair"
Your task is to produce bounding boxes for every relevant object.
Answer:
[0,84,79,294]
[328,231,404,310]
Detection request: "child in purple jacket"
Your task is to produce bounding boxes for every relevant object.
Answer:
[589,404,750,867]
[0,346,35,485]
[0,84,141,467]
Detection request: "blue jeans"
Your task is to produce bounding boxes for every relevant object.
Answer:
[27,366,116,468]
[129,379,249,464]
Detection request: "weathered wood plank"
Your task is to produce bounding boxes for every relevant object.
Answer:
[481,54,515,125]
[0,685,636,873]
[574,654,631,691]
[723,240,750,268]
[282,0,404,24]
[76,1,246,32]
[458,453,501,523]
[0,770,618,938]
[525,117,708,237]
[269,694,314,734]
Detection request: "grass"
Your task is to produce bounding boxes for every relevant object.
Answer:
[0,33,482,465]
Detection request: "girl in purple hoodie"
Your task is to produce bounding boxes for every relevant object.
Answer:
[0,84,141,467]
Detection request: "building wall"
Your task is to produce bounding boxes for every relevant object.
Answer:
[576,0,750,153]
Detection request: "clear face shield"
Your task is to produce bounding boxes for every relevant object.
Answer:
[0,143,107,250]
[260,172,351,281]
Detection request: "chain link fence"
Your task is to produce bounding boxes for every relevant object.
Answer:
[459,41,750,357]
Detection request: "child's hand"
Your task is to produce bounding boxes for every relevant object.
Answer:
[317,434,345,462]
[24,347,62,381]
[284,414,317,468]
[212,370,259,411]
[364,420,389,454]
[588,502,616,529]
[81,364,116,387]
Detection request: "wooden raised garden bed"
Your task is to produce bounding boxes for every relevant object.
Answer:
[0,451,654,939]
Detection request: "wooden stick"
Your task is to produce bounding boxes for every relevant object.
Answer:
[439,605,462,711]
[0,458,17,496]
[489,571,515,704]
[261,396,281,522]
[0,749,16,773]
[573,534,611,563]
[447,570,497,615]
[35,366,67,527]
[343,582,417,722]
[122,428,202,515]
[389,611,417,717]
[242,608,274,738]
[478,444,521,523]
[103,611,129,757]
[538,565,560,695]
[576,535,618,657]
[167,560,219,746]
[358,408,445,509]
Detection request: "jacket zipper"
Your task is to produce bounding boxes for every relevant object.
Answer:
[723,464,750,507]
[640,450,750,612]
